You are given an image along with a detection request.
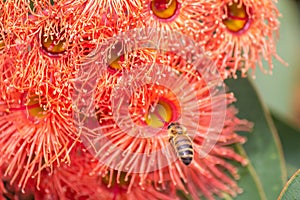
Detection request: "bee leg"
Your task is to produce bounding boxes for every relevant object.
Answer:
[169,137,173,143]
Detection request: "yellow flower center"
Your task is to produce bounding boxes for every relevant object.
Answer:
[102,171,130,187]
[0,35,4,50]
[108,55,124,72]
[26,95,48,119]
[41,29,67,55]
[150,0,179,20]
[145,99,173,128]
[223,2,250,33]
[128,84,180,128]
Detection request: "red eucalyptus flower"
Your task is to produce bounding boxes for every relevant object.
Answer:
[0,0,284,199]
[0,87,78,191]
[34,144,178,200]
[129,0,286,78]
[0,0,114,93]
[76,48,252,199]
[199,0,287,78]
[137,0,209,40]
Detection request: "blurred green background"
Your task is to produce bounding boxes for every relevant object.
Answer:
[252,0,300,126]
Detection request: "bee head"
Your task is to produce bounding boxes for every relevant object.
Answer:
[167,123,174,130]
[167,122,180,130]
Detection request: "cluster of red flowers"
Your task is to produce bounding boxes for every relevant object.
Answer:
[0,0,282,199]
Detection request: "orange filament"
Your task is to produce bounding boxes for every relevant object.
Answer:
[41,30,67,55]
[151,0,179,20]
[223,2,250,33]
[145,99,172,128]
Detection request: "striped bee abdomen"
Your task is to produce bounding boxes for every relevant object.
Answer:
[173,135,194,165]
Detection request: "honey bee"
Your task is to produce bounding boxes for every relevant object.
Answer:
[167,122,194,165]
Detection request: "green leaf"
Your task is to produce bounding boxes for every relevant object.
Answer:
[225,76,287,200]
[278,169,300,200]
[271,113,300,177]
[233,144,266,200]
